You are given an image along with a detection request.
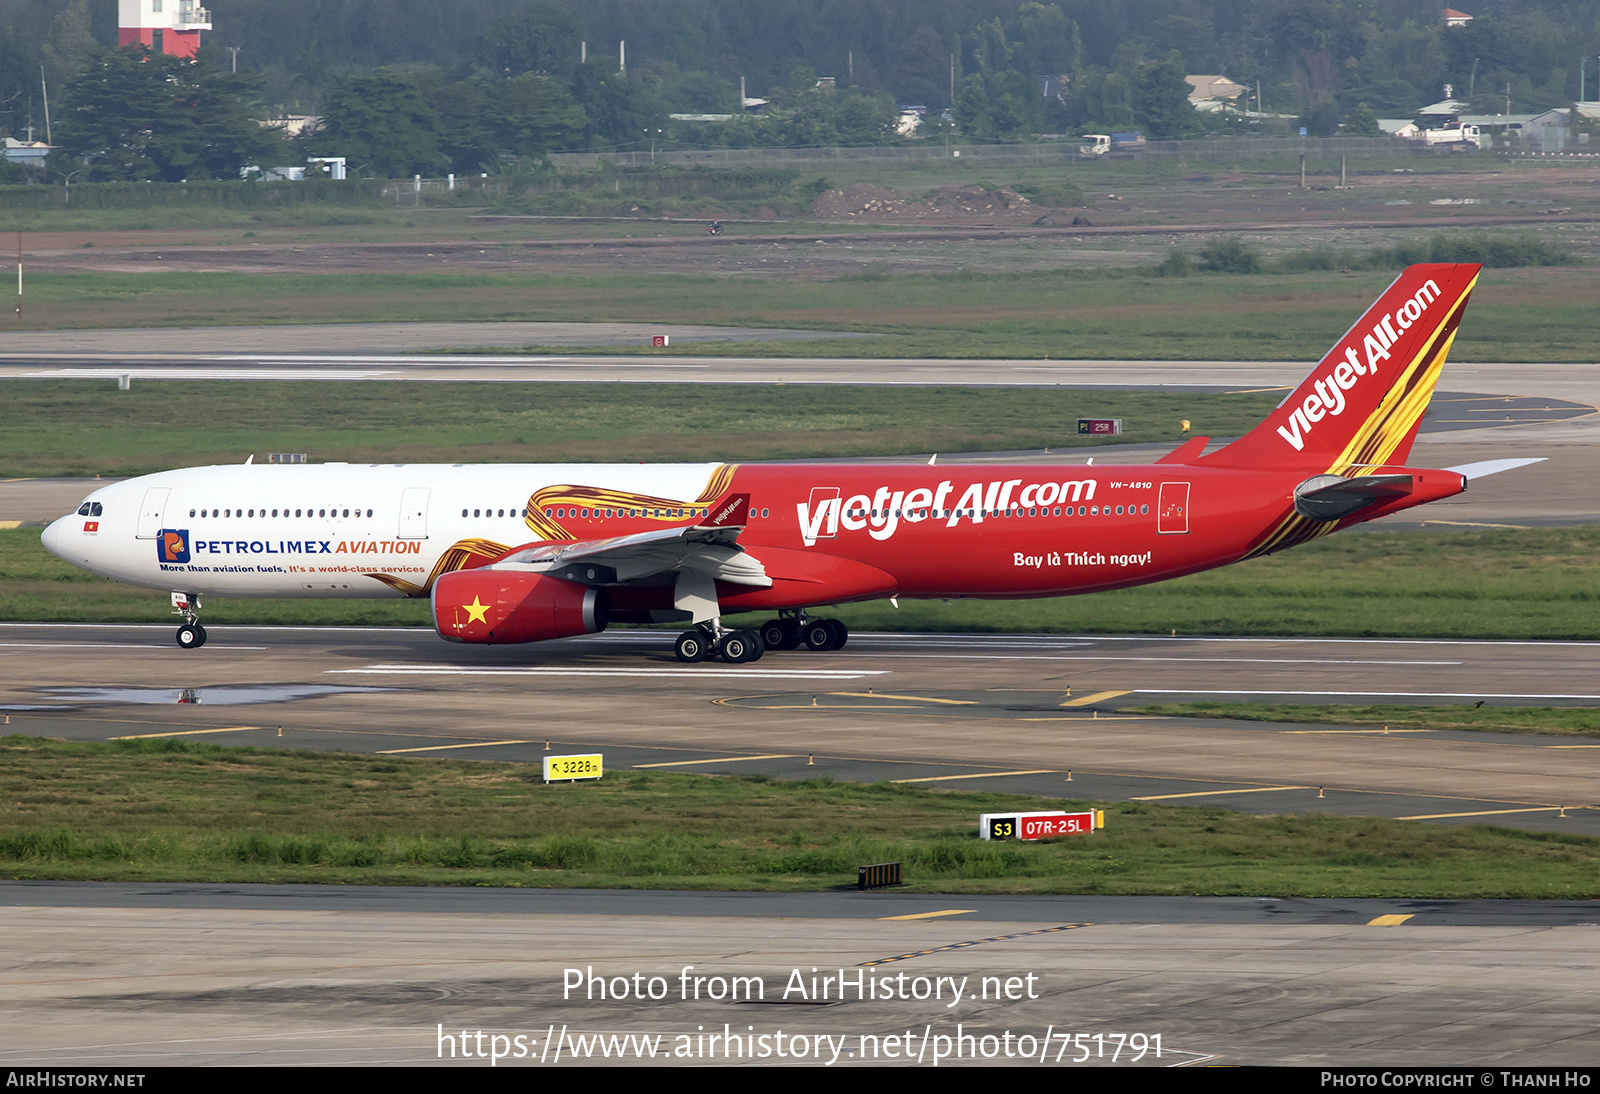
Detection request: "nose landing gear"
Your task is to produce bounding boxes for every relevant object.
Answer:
[171,592,207,649]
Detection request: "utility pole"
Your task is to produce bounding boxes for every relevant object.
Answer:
[225,46,241,73]
[40,66,50,145]
[619,40,625,76]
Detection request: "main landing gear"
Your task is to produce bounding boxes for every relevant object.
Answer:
[172,592,207,650]
[674,610,846,663]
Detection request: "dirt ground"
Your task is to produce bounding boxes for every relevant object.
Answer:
[21,165,1600,280]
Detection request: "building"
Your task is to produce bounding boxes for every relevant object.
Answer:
[118,0,211,58]
[1185,75,1247,113]
[1442,8,1473,28]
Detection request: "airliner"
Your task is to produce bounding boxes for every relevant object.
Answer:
[42,263,1537,663]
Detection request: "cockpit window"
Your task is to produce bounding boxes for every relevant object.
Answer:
[77,503,91,516]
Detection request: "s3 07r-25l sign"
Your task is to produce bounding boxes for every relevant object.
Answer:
[979,810,1103,840]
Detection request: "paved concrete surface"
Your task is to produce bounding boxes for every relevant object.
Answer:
[3,886,1599,1066]
[4,626,1597,834]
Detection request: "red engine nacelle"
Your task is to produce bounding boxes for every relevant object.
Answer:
[432,569,608,644]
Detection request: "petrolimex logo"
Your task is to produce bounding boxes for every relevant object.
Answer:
[159,529,191,564]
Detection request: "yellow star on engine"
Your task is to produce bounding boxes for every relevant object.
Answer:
[463,596,490,625]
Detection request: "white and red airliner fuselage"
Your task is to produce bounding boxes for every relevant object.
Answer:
[40,264,1535,660]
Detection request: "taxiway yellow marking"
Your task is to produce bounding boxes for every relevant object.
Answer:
[1059,690,1130,707]
[879,910,977,921]
[1224,386,1293,394]
[377,739,526,754]
[1397,806,1572,820]
[893,769,1055,784]
[1546,745,1600,749]
[1132,785,1309,800]
[636,754,795,768]
[111,726,259,740]
[832,692,976,705]
[0,521,20,530]
[1367,914,1415,927]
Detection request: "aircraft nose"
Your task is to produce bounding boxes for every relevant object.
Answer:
[41,516,68,560]
[40,514,83,563]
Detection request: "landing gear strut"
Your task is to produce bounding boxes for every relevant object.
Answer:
[172,592,206,650]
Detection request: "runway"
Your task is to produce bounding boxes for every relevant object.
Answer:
[4,878,1599,1067]
[4,625,1597,835]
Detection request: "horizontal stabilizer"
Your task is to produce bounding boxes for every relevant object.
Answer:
[1444,457,1546,481]
[1293,473,1414,522]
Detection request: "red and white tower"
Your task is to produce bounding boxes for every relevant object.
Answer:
[118,0,212,58]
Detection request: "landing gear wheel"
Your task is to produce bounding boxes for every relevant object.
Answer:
[760,619,800,651]
[802,619,837,651]
[720,629,764,664]
[176,623,206,650]
[824,619,848,650]
[675,629,712,663]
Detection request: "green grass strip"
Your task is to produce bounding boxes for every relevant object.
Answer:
[1126,703,1600,739]
[2,735,1596,897]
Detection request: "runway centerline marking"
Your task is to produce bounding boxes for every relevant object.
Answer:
[878,910,977,921]
[892,770,1056,784]
[377,740,528,754]
[329,665,886,680]
[872,655,1463,666]
[635,754,797,768]
[1132,786,1311,801]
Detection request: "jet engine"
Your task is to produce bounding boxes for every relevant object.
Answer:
[432,569,608,644]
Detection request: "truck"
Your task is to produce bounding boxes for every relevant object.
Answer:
[1079,131,1146,158]
[1408,122,1483,151]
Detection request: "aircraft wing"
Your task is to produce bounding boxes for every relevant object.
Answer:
[487,493,771,589]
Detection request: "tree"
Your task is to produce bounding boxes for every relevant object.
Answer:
[481,3,581,79]
[439,73,586,170]
[1344,101,1382,137]
[570,59,663,151]
[51,46,288,182]
[1131,50,1201,139]
[311,68,445,177]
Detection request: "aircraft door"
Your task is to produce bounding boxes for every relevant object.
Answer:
[1157,481,1190,534]
[135,487,170,540]
[398,487,430,539]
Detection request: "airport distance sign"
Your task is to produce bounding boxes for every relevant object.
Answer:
[544,753,603,782]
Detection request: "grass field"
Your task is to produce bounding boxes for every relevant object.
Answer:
[0,380,1276,477]
[1125,703,1600,738]
[2,735,1594,896]
[9,266,1600,361]
[10,524,1600,639]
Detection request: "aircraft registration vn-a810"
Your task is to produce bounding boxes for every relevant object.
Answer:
[43,263,1537,663]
